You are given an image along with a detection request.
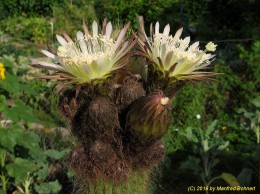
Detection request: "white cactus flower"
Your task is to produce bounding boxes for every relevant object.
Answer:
[32,20,136,88]
[137,22,218,82]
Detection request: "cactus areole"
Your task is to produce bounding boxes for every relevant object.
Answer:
[31,18,218,192]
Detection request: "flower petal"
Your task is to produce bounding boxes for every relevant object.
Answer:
[155,21,159,36]
[62,32,73,42]
[173,27,183,40]
[105,21,113,38]
[32,61,65,71]
[56,35,67,46]
[165,51,174,67]
[82,20,89,37]
[183,36,190,45]
[41,50,55,59]
[113,22,130,52]
[163,24,170,36]
[92,21,98,36]
[77,31,88,53]
[191,41,199,48]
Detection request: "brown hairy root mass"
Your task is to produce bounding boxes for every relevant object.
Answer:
[72,96,122,146]
[107,159,131,184]
[89,140,117,171]
[82,97,121,143]
[116,75,145,112]
[58,89,91,121]
[87,96,120,130]
[89,140,131,184]
[97,77,121,100]
[71,103,91,142]
[69,145,102,182]
[131,140,165,170]
[70,142,131,186]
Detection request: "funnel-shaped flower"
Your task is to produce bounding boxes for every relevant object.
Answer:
[32,20,136,88]
[137,22,218,82]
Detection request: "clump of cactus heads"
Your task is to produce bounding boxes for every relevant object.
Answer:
[32,18,219,193]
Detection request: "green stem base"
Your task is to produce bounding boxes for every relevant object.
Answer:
[75,171,152,194]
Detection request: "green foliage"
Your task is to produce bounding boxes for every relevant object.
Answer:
[0,0,60,19]
[239,41,260,89]
[6,158,38,184]
[0,122,63,193]
[166,40,260,151]
[183,0,260,40]
[0,17,51,44]
[0,1,259,192]
[45,149,68,160]
[220,173,240,187]
[34,180,62,194]
[237,168,253,186]
[0,54,69,193]
[52,0,97,35]
[179,121,237,189]
[163,127,185,153]
[94,0,178,30]
[238,96,260,144]
[0,56,61,126]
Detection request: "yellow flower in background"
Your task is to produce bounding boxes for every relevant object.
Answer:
[0,62,5,80]
[221,126,228,133]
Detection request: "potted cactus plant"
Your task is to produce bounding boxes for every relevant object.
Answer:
[31,18,218,193]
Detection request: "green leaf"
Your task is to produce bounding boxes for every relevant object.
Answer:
[0,190,7,194]
[0,72,21,96]
[220,172,240,187]
[4,100,38,123]
[251,97,260,108]
[206,120,218,137]
[217,141,229,150]
[180,156,201,173]
[181,127,198,143]
[19,83,38,96]
[202,139,209,152]
[45,149,68,160]
[0,125,23,151]
[6,157,38,184]
[0,95,7,112]
[36,164,49,180]
[0,58,14,68]
[34,180,62,194]
[237,168,252,186]
[211,159,220,168]
[16,131,45,162]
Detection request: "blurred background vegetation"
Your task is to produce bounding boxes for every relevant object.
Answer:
[0,0,259,193]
